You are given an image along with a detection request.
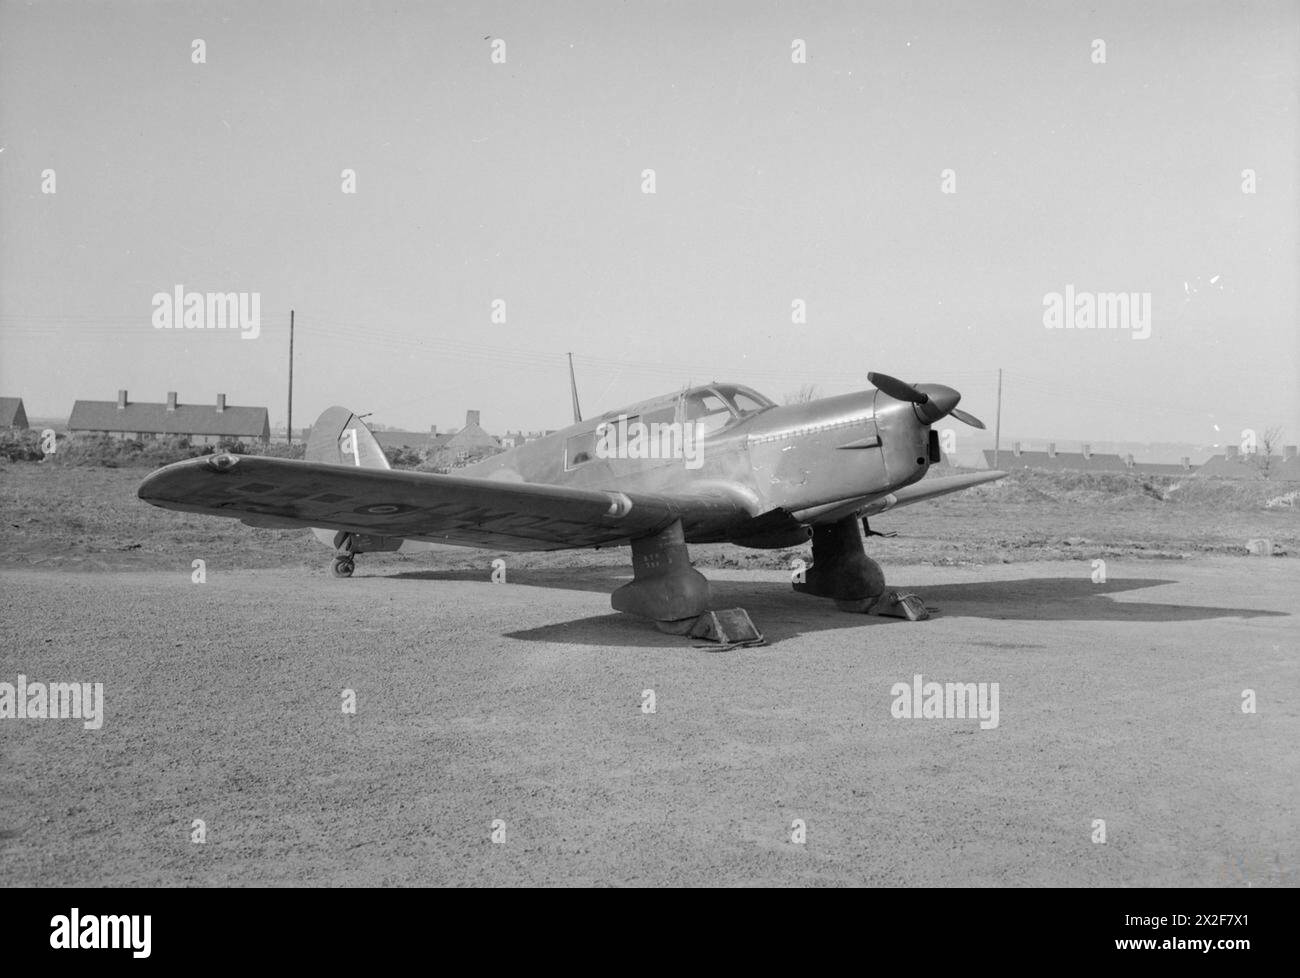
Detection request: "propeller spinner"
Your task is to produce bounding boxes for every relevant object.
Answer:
[867,371,986,429]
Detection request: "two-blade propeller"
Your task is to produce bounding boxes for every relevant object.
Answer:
[866,371,987,429]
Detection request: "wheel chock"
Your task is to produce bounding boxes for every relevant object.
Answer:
[868,591,930,621]
[688,608,765,650]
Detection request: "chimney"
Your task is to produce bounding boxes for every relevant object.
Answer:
[1125,453,1134,469]
[465,410,480,428]
[1012,441,1022,457]
[117,389,127,410]
[1225,445,1238,459]
[1082,443,1091,459]
[1181,457,1191,470]
[430,424,438,436]
[166,391,178,412]
[1047,442,1057,458]
[1284,445,1298,461]
[216,393,226,413]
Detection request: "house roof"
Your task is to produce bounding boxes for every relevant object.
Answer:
[1196,455,1255,479]
[0,397,27,428]
[443,422,499,449]
[1195,454,1295,479]
[68,399,269,438]
[372,430,433,451]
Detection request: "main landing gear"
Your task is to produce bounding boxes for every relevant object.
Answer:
[330,531,356,578]
[612,519,763,648]
[793,516,929,620]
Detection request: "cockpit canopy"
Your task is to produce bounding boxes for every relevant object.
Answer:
[680,384,775,435]
[568,384,776,469]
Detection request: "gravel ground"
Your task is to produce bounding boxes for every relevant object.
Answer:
[1,557,1296,887]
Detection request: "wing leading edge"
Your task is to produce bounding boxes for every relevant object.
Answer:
[137,454,755,551]
[791,470,1008,524]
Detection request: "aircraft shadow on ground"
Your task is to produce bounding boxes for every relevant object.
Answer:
[382,568,1288,648]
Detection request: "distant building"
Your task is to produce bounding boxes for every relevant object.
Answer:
[369,423,469,456]
[0,397,28,429]
[1132,459,1196,476]
[502,429,552,448]
[1197,444,1300,480]
[68,390,270,444]
[983,442,1131,472]
[982,439,1300,478]
[430,426,454,453]
[372,428,436,452]
[431,410,501,468]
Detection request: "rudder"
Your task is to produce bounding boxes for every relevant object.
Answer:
[306,407,399,556]
[306,406,391,470]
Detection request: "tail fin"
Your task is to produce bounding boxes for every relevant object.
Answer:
[306,407,395,553]
[306,406,390,469]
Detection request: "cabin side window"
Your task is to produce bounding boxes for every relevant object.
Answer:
[642,406,676,427]
[598,415,639,457]
[565,430,596,469]
[590,407,683,464]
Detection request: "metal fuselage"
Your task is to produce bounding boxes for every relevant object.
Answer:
[457,384,934,547]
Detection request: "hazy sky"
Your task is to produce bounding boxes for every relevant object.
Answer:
[2,0,1297,448]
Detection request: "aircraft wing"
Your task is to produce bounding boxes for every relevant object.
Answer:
[861,470,1008,516]
[137,455,755,551]
[793,470,1007,524]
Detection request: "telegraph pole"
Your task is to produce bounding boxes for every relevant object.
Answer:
[993,367,1002,468]
[287,309,294,444]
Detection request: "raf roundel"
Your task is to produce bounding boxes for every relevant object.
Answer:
[355,503,413,516]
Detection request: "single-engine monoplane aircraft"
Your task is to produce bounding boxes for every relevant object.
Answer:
[138,372,1004,642]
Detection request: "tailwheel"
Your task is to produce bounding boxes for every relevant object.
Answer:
[331,531,357,578]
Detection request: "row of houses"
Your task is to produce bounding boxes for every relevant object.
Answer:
[968,440,1300,480]
[366,411,543,468]
[0,392,521,469]
[370,418,556,453]
[60,390,272,445]
[2,391,273,444]
[371,416,563,468]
